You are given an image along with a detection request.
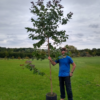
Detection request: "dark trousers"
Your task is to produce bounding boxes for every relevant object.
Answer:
[59,76,73,100]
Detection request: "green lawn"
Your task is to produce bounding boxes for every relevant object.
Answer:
[0,57,100,100]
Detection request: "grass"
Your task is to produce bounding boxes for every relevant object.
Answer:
[0,57,100,100]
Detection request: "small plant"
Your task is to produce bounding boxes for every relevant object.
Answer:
[20,60,45,75]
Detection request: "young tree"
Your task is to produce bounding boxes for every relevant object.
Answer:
[25,0,73,95]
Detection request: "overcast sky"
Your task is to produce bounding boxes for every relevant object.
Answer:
[0,0,100,50]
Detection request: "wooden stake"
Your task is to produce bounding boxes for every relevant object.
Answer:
[48,37,53,95]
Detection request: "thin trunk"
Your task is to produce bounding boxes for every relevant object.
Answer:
[48,37,53,95]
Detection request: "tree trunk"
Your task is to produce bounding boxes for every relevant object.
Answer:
[48,37,53,95]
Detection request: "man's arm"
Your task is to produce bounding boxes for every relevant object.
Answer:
[70,62,76,77]
[48,56,57,66]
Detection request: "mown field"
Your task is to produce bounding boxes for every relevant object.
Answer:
[0,57,100,100]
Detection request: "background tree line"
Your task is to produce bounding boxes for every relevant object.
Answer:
[0,47,33,59]
[0,46,100,59]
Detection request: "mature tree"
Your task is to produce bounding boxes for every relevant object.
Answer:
[25,0,73,95]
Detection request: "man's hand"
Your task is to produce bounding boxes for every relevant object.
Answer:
[70,62,76,77]
[70,72,73,77]
[48,56,56,66]
[48,56,52,61]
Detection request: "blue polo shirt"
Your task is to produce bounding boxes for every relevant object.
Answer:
[55,56,73,77]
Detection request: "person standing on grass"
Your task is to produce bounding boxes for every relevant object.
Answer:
[48,47,76,100]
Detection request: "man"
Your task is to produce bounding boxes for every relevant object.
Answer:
[48,47,76,100]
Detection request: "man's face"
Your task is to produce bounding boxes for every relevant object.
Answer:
[61,50,67,55]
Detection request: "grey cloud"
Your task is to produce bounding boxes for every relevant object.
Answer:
[0,22,10,28]
[0,38,5,41]
[69,33,84,38]
[76,33,84,37]
[62,0,99,6]
[0,36,33,47]
[68,31,72,33]
[89,24,99,28]
[93,31,100,34]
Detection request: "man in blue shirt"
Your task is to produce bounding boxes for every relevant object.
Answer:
[48,47,76,100]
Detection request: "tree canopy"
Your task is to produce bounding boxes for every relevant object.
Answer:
[25,0,73,49]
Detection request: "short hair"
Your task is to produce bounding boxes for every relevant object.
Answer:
[61,47,67,51]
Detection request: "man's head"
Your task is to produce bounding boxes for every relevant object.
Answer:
[61,47,67,55]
